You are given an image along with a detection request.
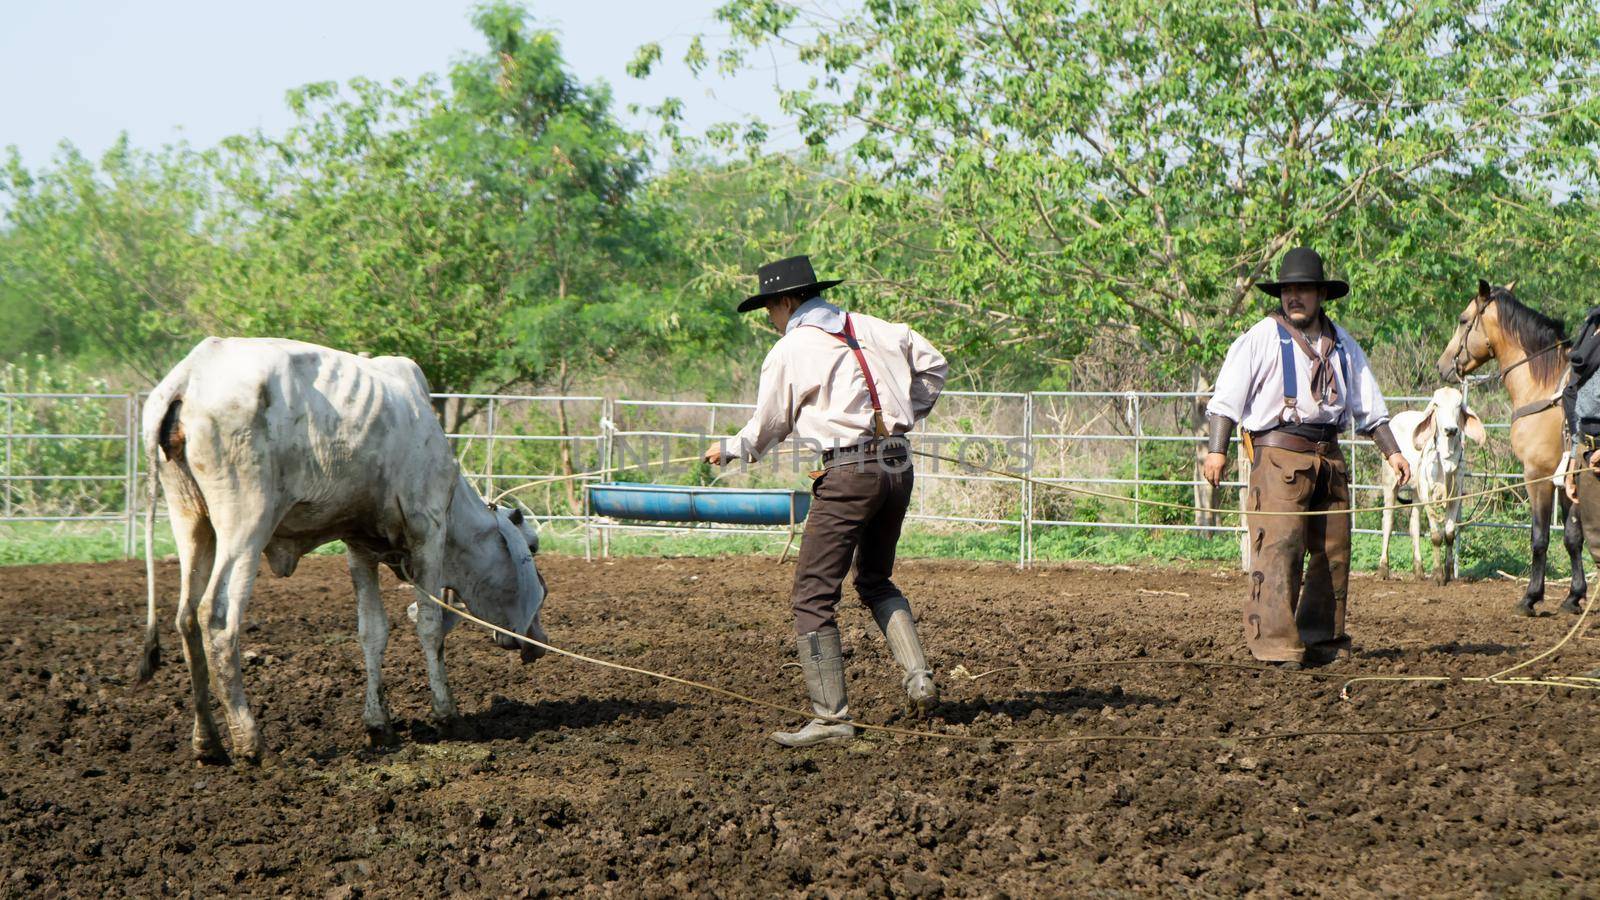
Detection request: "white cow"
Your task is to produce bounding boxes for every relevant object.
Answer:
[138,337,548,763]
[1378,387,1485,584]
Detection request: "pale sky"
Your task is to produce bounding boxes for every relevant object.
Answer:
[0,0,808,167]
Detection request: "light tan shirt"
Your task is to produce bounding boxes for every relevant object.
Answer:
[728,303,948,461]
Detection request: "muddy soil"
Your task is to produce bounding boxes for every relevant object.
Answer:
[2,554,1598,897]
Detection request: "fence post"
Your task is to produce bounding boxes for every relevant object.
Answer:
[1129,393,1142,527]
[483,397,498,498]
[3,395,13,518]
[124,394,136,558]
[1022,392,1034,568]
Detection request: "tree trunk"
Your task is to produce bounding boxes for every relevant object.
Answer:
[556,359,577,514]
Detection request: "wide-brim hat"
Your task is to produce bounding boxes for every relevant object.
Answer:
[737,255,843,313]
[1255,246,1349,300]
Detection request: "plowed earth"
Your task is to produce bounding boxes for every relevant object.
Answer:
[2,555,1597,897]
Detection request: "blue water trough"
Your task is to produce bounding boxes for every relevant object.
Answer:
[586,482,811,526]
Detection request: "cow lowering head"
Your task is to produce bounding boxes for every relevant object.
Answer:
[430,498,550,663]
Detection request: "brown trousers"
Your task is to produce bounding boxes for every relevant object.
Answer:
[791,460,915,635]
[1577,466,1600,558]
[1244,446,1353,662]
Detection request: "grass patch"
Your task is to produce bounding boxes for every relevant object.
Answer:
[3,516,1573,585]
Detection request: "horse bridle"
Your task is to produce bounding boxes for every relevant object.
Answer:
[1452,295,1566,383]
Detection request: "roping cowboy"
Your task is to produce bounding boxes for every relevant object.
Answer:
[702,255,949,746]
[1202,247,1411,667]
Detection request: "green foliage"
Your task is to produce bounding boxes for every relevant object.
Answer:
[0,138,219,380]
[675,0,1600,385]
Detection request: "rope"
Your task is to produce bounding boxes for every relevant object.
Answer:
[487,443,1600,521]
[416,587,1560,745]
[911,450,1600,519]
[1338,586,1600,699]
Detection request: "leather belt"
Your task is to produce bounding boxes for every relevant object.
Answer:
[1250,430,1341,457]
[821,437,910,468]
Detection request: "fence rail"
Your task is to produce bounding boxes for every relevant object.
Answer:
[0,378,1543,567]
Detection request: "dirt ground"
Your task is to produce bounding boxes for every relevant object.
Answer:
[2,553,1598,897]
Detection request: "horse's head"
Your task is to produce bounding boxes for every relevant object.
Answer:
[1437,279,1517,382]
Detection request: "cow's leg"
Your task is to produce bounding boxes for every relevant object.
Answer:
[170,504,225,762]
[1426,502,1447,586]
[1443,496,1462,585]
[196,497,273,764]
[348,547,395,745]
[408,536,458,726]
[1408,504,1424,580]
[1520,481,1555,616]
[1378,481,1395,580]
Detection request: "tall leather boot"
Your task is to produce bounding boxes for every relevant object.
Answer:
[771,629,856,747]
[871,595,938,718]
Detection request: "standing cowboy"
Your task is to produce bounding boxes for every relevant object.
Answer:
[703,255,948,746]
[1202,247,1411,667]
[1561,305,1600,678]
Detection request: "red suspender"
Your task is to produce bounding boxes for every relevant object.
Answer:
[820,314,890,438]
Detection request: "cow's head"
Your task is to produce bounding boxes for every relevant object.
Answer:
[1413,386,1485,472]
[487,504,548,663]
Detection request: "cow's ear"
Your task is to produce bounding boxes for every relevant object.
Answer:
[509,507,525,526]
[1414,407,1437,451]
[1463,410,1487,445]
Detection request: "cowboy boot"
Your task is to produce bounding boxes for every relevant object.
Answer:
[772,629,856,747]
[871,595,939,718]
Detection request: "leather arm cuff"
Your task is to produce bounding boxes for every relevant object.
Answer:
[1205,415,1236,455]
[1369,423,1401,459]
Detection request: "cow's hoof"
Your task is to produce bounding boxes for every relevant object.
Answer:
[366,726,400,749]
[430,715,467,740]
[1559,595,1585,615]
[192,745,229,766]
[1378,564,1390,581]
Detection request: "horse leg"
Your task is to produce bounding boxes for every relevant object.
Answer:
[1519,482,1555,616]
[1559,492,1586,614]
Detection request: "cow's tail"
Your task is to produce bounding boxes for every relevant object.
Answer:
[136,363,192,684]
[137,431,161,683]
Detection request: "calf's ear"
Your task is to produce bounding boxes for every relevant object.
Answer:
[1463,409,1486,445]
[1413,407,1437,452]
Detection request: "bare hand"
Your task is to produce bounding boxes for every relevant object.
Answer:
[1567,466,1579,504]
[1201,452,1228,488]
[1388,452,1411,488]
[702,442,729,467]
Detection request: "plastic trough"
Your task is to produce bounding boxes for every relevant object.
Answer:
[586,482,811,526]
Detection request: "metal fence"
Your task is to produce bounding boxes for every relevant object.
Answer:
[0,379,1542,567]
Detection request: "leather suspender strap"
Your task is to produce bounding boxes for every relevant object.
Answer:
[1271,312,1351,426]
[825,314,891,438]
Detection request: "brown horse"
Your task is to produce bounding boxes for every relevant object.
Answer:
[1437,280,1585,616]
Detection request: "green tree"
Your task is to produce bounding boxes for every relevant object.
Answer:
[0,138,217,381]
[645,0,1600,383]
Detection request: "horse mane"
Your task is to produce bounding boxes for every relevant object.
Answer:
[1492,286,1567,384]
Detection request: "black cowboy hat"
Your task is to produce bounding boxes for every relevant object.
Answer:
[737,255,843,313]
[1255,247,1349,300]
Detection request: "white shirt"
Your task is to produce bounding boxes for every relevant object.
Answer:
[1206,316,1391,434]
[728,307,948,460]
